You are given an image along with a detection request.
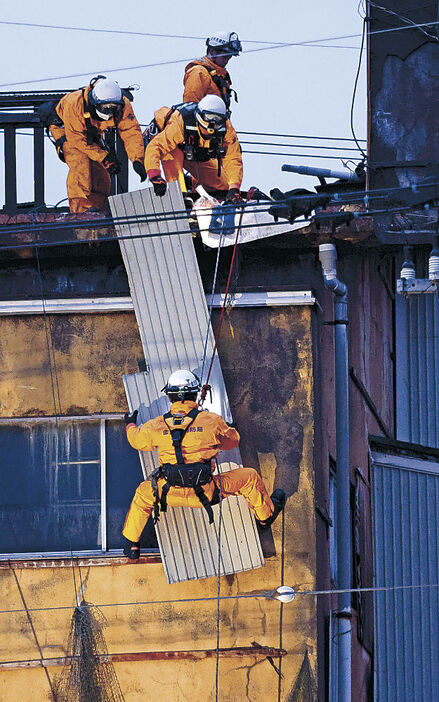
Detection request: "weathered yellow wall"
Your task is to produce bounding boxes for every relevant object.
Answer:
[0,313,144,416]
[0,305,317,701]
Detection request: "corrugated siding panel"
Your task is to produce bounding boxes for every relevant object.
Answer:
[109,184,264,583]
[396,294,439,447]
[371,449,439,701]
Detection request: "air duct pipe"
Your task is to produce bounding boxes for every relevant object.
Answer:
[282,164,362,182]
[318,243,351,702]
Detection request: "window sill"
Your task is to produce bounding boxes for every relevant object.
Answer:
[0,550,161,569]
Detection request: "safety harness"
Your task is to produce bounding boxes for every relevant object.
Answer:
[37,80,127,161]
[150,407,219,525]
[37,100,67,161]
[196,59,238,110]
[81,88,124,147]
[144,102,227,177]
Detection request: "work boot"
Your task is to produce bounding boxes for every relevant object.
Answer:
[256,489,286,529]
[123,538,140,560]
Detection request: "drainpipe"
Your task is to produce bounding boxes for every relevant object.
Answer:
[318,243,351,702]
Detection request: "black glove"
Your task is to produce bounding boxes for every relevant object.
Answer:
[124,409,138,426]
[150,174,167,197]
[102,154,121,175]
[246,186,270,202]
[133,160,147,182]
[224,188,243,205]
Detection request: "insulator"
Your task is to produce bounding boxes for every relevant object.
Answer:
[400,262,416,280]
[275,585,296,603]
[428,251,439,280]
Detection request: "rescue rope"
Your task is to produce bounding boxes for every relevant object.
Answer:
[200,233,224,388]
[200,206,245,405]
[277,510,286,700]
[214,462,224,702]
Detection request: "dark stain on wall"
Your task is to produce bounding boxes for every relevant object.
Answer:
[285,649,316,702]
[215,306,310,498]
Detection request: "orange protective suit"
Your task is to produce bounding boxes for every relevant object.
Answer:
[183,57,233,105]
[54,86,144,213]
[144,109,243,192]
[122,400,274,542]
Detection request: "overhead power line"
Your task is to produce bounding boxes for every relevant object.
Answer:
[0,20,359,48]
[8,129,367,145]
[0,580,439,615]
[1,174,437,232]
[242,150,362,160]
[236,131,367,142]
[350,16,368,159]
[0,200,433,254]
[239,141,361,152]
[2,20,437,90]
[0,178,436,238]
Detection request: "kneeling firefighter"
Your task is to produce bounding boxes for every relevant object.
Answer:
[144,95,243,204]
[43,76,146,213]
[122,369,286,559]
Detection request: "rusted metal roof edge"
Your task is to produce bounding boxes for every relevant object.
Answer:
[0,646,287,670]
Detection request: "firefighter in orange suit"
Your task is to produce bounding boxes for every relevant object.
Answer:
[52,76,146,213]
[183,31,242,111]
[144,95,243,204]
[122,370,286,559]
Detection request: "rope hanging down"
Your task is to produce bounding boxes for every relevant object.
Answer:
[200,206,245,405]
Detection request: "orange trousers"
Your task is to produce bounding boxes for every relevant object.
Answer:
[122,467,274,542]
[62,143,111,213]
[161,148,230,192]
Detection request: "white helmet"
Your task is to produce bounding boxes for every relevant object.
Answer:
[88,77,124,120]
[162,370,201,400]
[206,31,242,56]
[195,95,227,135]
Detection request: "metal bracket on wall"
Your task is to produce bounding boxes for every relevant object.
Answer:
[396,278,438,295]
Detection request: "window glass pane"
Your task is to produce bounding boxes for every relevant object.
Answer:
[0,421,100,553]
[106,420,158,550]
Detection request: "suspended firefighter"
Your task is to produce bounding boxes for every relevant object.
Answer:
[183,31,242,111]
[122,369,286,559]
[43,76,146,213]
[144,95,243,204]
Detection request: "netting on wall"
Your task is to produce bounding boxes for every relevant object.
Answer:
[54,601,125,702]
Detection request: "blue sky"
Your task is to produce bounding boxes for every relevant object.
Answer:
[0,1,366,206]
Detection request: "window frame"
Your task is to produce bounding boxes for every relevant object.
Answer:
[0,413,144,561]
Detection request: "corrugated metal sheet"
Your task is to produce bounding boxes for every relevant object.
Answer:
[109,184,264,583]
[396,293,439,447]
[371,446,439,701]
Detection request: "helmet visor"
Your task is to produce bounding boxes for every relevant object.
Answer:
[200,112,225,126]
[96,102,119,116]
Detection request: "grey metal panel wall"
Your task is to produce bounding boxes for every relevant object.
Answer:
[371,449,439,701]
[109,184,264,583]
[396,294,439,447]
